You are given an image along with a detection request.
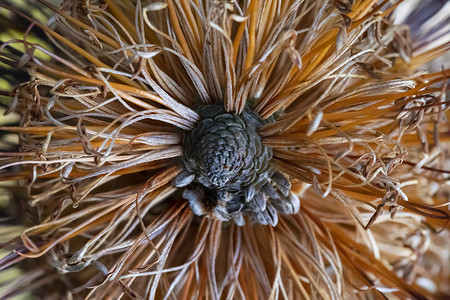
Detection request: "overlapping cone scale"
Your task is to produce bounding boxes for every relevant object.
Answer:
[174,102,299,226]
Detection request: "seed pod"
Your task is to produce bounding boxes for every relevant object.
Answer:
[174,102,297,226]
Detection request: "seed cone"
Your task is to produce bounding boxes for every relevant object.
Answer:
[176,102,299,226]
[0,0,449,299]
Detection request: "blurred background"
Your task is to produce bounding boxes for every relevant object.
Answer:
[1,1,60,299]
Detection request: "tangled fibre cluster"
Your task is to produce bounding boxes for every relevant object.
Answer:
[0,0,449,299]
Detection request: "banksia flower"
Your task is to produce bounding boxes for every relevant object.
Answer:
[0,0,449,299]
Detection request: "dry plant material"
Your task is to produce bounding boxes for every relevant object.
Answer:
[0,0,449,299]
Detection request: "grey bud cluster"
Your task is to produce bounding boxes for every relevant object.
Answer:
[174,103,300,226]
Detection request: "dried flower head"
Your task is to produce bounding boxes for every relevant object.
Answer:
[0,0,449,299]
[175,101,298,226]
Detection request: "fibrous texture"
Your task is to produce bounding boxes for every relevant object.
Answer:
[0,0,449,299]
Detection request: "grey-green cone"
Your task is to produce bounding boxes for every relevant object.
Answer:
[174,103,300,226]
